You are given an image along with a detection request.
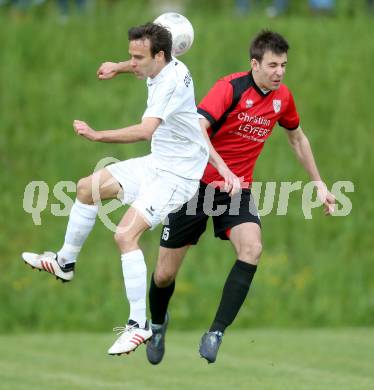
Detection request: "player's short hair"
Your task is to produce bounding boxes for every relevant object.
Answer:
[128,22,172,62]
[250,30,289,62]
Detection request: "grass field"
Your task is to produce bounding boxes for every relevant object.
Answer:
[1,1,373,331]
[1,329,373,390]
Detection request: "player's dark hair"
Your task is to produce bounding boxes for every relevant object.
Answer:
[250,30,289,62]
[128,22,172,62]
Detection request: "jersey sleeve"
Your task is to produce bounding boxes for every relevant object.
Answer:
[197,79,233,125]
[143,78,177,121]
[278,90,300,130]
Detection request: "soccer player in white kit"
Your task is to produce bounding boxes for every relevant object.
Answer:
[21,22,209,355]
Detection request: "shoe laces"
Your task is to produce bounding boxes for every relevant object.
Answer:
[113,323,138,336]
[38,251,56,260]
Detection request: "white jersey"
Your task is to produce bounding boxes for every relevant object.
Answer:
[143,58,209,180]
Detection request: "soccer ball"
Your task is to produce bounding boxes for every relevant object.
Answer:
[154,12,194,57]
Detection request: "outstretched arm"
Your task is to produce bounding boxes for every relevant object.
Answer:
[286,126,335,215]
[73,117,161,143]
[97,60,133,80]
[200,118,241,196]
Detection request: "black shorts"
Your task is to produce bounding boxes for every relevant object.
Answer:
[160,182,261,248]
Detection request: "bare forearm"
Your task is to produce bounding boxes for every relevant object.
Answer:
[208,146,229,171]
[201,121,228,171]
[74,117,159,143]
[286,128,336,215]
[116,60,133,74]
[95,125,149,143]
[289,132,322,181]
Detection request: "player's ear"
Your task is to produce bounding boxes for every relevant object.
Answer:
[155,50,165,63]
[251,58,259,71]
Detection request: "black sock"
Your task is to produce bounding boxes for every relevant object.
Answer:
[209,260,257,334]
[149,273,175,325]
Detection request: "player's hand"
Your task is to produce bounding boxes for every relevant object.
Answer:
[97,62,119,80]
[217,164,241,197]
[323,191,336,215]
[315,182,336,216]
[73,120,98,141]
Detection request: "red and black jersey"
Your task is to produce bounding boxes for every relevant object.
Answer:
[198,71,300,188]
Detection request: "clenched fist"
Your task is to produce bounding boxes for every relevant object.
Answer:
[73,120,98,141]
[97,62,120,80]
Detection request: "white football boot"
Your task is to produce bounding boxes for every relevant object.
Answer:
[21,251,74,282]
[108,321,152,356]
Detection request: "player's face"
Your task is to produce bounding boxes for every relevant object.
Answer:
[251,50,287,91]
[128,39,163,79]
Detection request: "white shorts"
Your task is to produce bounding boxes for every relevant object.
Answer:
[106,154,199,229]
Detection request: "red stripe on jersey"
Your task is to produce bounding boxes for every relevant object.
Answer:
[198,72,299,188]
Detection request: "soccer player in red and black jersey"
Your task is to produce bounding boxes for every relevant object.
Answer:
[145,30,336,365]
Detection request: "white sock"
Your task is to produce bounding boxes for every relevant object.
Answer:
[57,199,98,265]
[121,249,147,328]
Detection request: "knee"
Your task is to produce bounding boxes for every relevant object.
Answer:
[114,228,138,252]
[76,177,93,204]
[238,241,262,264]
[153,267,176,288]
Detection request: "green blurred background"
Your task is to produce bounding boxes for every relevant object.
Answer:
[0,0,373,333]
